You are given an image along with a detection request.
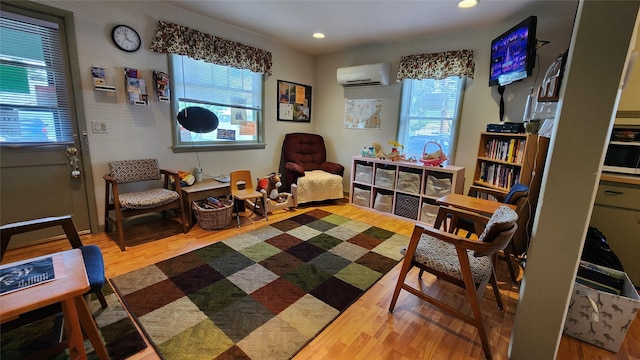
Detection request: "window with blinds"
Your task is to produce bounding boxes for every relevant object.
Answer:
[0,11,74,144]
[170,54,264,150]
[397,77,465,163]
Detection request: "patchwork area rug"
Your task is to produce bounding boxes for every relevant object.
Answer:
[111,209,409,360]
[0,282,147,360]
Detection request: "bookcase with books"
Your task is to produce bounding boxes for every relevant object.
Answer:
[473,132,549,255]
[473,132,549,202]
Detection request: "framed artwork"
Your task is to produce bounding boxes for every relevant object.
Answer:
[277,80,311,122]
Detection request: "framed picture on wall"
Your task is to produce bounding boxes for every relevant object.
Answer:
[277,80,311,122]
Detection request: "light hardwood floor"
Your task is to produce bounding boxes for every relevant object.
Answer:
[2,199,638,359]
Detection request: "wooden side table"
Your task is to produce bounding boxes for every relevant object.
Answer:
[0,249,108,360]
[181,179,230,228]
[436,193,516,214]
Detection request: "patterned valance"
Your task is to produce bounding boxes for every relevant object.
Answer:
[150,20,272,75]
[396,50,474,81]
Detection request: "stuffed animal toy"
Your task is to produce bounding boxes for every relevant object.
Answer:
[256,172,285,202]
[177,170,195,186]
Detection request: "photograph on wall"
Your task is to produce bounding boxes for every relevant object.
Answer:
[344,99,382,129]
[277,80,311,122]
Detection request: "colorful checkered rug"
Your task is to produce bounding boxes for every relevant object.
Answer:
[110,209,409,360]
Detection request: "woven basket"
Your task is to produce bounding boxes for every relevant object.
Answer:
[420,141,447,166]
[192,195,234,230]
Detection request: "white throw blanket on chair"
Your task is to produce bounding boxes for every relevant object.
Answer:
[296,170,344,204]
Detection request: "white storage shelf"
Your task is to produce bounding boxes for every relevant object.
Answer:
[350,156,465,225]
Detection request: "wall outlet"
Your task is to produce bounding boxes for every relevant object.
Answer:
[92,121,108,133]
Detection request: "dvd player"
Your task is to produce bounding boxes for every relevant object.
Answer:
[486,122,525,133]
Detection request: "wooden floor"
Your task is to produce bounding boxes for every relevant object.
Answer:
[2,199,638,359]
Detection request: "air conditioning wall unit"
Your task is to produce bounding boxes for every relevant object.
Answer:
[337,63,391,87]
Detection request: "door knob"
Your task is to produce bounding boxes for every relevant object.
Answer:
[66,146,81,178]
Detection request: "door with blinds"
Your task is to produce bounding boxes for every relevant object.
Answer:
[0,3,93,248]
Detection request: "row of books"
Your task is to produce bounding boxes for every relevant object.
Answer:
[478,162,521,189]
[576,262,625,295]
[484,138,526,163]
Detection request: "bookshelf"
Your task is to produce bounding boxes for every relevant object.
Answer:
[472,132,549,254]
[350,156,465,226]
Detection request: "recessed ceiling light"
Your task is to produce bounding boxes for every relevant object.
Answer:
[313,32,325,39]
[458,0,478,8]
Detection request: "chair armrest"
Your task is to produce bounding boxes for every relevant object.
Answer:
[285,162,305,176]
[320,161,344,176]
[160,169,182,193]
[435,206,490,234]
[103,174,117,183]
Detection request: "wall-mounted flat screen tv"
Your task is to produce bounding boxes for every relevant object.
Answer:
[489,16,537,87]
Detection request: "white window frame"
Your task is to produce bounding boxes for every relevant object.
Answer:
[397,76,466,164]
[170,54,265,152]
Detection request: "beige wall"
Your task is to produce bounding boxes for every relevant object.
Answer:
[314,1,577,194]
[34,0,316,226]
[35,1,579,227]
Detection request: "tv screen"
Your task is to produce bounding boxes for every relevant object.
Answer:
[489,16,537,87]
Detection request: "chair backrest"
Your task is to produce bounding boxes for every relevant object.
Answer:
[504,183,529,205]
[282,133,327,171]
[108,159,161,184]
[476,206,518,255]
[230,169,254,194]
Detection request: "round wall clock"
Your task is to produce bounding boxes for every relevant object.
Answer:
[111,25,141,52]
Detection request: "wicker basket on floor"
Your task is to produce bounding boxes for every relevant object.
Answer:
[192,196,234,230]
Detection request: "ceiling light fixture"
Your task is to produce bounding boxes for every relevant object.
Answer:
[313,32,325,39]
[458,0,478,8]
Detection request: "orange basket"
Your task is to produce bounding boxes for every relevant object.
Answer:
[420,141,447,166]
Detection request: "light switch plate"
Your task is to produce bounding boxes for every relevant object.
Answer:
[92,121,108,133]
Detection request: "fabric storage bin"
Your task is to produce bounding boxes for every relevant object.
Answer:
[373,192,393,213]
[396,171,421,194]
[424,175,452,197]
[394,193,419,220]
[420,203,440,225]
[352,186,371,207]
[564,261,639,352]
[354,163,373,184]
[374,168,396,189]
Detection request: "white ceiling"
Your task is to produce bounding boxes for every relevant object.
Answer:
[163,0,577,55]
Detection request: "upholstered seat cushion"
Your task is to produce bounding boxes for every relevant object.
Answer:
[296,170,344,204]
[118,188,180,209]
[401,235,493,285]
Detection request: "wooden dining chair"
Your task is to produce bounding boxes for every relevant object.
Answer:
[389,205,518,360]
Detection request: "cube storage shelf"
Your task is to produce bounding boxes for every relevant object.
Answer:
[350,156,465,225]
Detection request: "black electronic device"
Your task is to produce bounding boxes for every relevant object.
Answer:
[486,122,525,133]
[489,16,538,87]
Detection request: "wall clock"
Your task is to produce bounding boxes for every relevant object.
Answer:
[111,25,141,52]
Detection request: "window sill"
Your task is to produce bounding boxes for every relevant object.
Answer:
[172,142,266,152]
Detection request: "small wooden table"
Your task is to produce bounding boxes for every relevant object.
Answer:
[0,249,108,360]
[181,179,230,227]
[436,193,517,215]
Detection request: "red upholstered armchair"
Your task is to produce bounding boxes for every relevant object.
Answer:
[281,133,345,204]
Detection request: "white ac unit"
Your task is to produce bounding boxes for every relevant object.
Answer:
[337,63,390,87]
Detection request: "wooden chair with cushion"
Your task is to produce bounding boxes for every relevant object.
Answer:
[104,159,187,251]
[280,133,345,204]
[454,183,530,282]
[389,205,518,360]
[230,169,267,227]
[0,215,108,333]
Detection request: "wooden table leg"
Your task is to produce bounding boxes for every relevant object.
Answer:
[61,298,87,360]
[75,296,109,360]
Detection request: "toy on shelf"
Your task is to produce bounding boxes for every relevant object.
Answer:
[254,172,297,214]
[370,141,406,161]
